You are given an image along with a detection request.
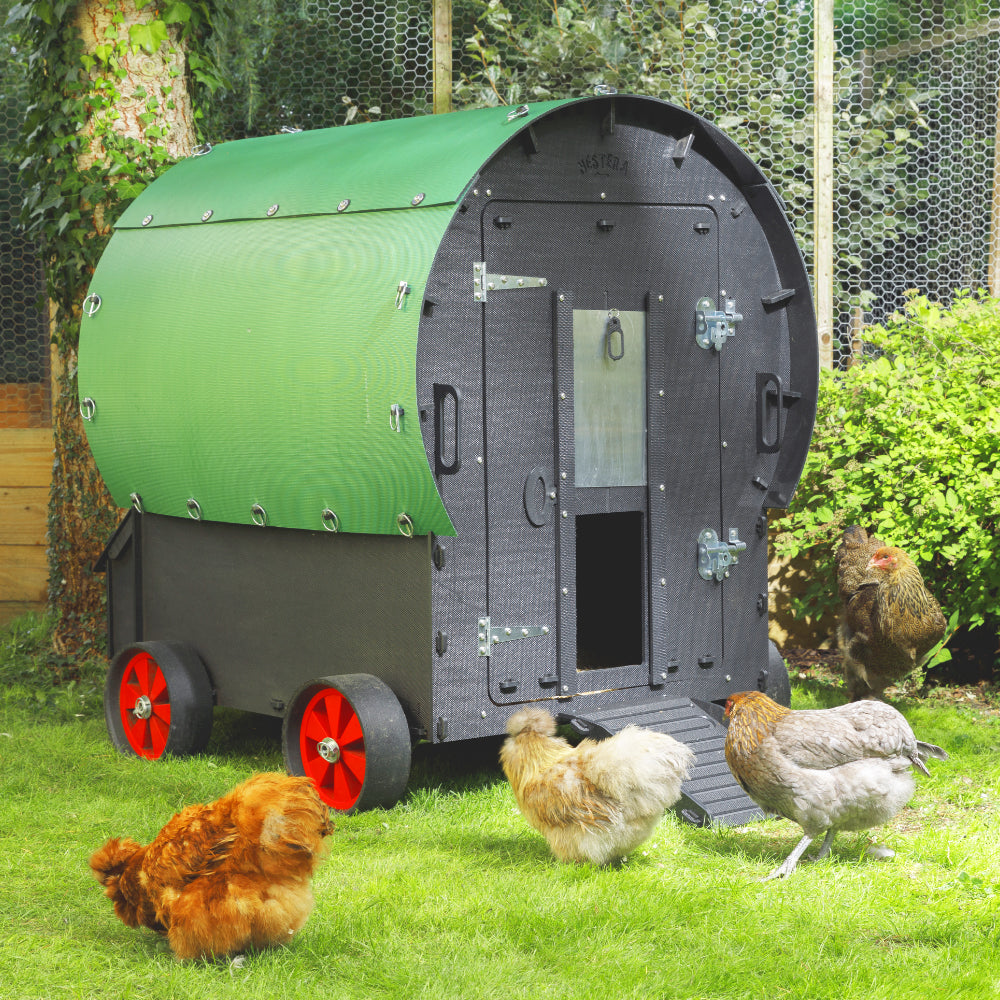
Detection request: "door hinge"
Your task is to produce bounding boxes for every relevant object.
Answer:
[697,528,747,581]
[695,296,743,351]
[477,617,550,656]
[474,263,549,302]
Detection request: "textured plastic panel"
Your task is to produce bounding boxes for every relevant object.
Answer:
[116,101,574,229]
[80,208,456,535]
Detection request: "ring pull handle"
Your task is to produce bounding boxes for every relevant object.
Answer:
[83,294,101,317]
[433,384,461,476]
[80,397,97,421]
[397,512,414,537]
[506,104,530,122]
[606,312,624,361]
[321,508,340,532]
[389,403,404,432]
[251,503,268,527]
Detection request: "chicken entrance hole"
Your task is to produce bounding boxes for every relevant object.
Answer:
[576,511,644,669]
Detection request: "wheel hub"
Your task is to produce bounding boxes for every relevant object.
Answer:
[317,737,341,764]
[132,695,153,721]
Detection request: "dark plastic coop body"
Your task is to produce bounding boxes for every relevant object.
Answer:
[78,94,818,822]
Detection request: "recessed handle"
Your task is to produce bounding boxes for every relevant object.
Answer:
[433,383,461,476]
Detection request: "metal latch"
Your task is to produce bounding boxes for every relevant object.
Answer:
[474,263,549,302]
[697,528,747,581]
[695,296,743,351]
[477,617,550,656]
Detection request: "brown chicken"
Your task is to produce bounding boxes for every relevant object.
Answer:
[500,707,694,866]
[90,773,332,960]
[835,525,947,700]
[724,690,947,880]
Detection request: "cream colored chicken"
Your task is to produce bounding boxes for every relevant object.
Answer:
[724,691,947,880]
[500,707,694,866]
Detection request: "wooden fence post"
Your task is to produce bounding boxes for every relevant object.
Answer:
[813,0,835,369]
[433,0,452,115]
[990,58,1000,297]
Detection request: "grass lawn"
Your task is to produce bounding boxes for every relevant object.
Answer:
[1,615,998,999]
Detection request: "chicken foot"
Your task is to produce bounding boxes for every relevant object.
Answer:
[764,829,835,881]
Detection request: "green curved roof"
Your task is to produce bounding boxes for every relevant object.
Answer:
[116,100,573,228]
[80,100,577,536]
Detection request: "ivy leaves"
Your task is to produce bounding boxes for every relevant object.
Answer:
[8,0,222,348]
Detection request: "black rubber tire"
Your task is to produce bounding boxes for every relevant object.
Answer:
[762,640,792,706]
[282,672,411,814]
[104,641,214,759]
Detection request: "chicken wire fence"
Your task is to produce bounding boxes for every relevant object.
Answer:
[0,22,48,428]
[2,1,1000,426]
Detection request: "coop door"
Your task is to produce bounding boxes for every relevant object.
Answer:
[482,202,722,703]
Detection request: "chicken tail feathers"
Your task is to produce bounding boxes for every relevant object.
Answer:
[912,740,948,776]
[89,837,143,887]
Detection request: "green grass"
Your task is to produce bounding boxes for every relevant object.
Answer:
[1,614,999,999]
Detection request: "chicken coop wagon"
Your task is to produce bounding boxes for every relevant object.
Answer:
[79,94,818,824]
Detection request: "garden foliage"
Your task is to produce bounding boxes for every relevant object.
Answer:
[773,291,1000,670]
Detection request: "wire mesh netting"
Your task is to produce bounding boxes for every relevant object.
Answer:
[1,0,999,430]
[0,17,48,428]
[836,2,1000,364]
[202,0,439,137]
[451,0,1000,369]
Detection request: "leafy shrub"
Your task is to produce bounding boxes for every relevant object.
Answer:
[773,291,1000,670]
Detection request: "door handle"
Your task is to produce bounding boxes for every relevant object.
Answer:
[433,383,461,475]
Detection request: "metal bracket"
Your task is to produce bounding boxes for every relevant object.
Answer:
[477,617,550,656]
[697,528,747,582]
[474,263,548,302]
[695,296,743,351]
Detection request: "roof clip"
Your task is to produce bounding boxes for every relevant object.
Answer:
[395,280,410,309]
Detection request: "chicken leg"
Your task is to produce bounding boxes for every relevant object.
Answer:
[764,829,835,881]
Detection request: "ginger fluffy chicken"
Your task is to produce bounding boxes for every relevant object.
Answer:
[89,773,332,960]
[724,690,947,880]
[835,524,946,701]
[500,707,694,865]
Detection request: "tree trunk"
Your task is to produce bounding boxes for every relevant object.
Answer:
[50,1,197,663]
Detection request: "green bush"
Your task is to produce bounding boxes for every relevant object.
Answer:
[773,291,1000,670]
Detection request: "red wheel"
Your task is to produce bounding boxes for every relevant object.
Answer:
[283,674,411,813]
[105,642,213,759]
[118,649,172,758]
